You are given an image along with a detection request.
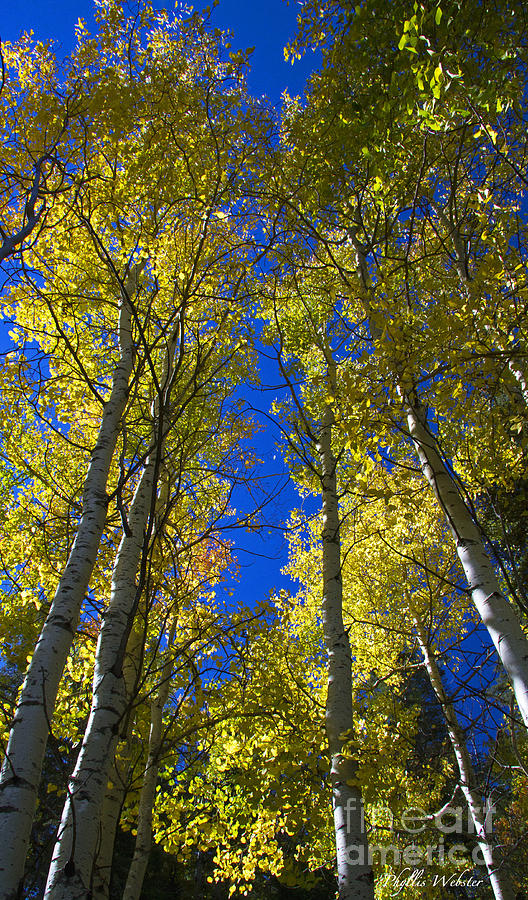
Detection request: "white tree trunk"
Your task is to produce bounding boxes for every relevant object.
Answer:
[44,320,181,899]
[317,409,374,900]
[122,621,177,900]
[44,453,156,900]
[0,295,135,900]
[92,627,144,900]
[406,399,528,728]
[91,761,126,900]
[353,232,528,730]
[507,361,528,406]
[413,615,514,900]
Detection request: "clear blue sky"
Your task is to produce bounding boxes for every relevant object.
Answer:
[2,0,317,100]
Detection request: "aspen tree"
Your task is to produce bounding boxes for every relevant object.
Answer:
[261,281,374,900]
[279,0,528,730]
[0,2,265,895]
[412,612,514,900]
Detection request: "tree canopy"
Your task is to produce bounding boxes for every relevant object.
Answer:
[0,1,527,899]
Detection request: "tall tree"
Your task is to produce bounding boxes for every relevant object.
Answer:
[278,0,528,729]
[261,273,374,900]
[0,2,266,896]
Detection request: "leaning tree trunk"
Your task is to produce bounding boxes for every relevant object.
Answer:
[91,763,126,900]
[0,289,136,900]
[92,624,144,900]
[406,399,528,728]
[352,232,528,730]
[413,614,514,900]
[44,321,181,900]
[122,618,178,900]
[43,450,157,900]
[507,361,528,406]
[316,405,373,900]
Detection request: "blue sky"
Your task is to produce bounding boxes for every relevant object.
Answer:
[2,0,317,101]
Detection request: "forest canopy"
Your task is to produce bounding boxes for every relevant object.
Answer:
[0,1,528,899]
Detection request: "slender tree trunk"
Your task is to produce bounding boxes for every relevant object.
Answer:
[92,626,144,900]
[507,362,528,406]
[44,453,156,900]
[0,293,135,900]
[413,614,514,900]
[122,619,177,900]
[316,406,373,900]
[44,320,181,899]
[352,232,528,730]
[92,762,126,900]
[406,398,528,728]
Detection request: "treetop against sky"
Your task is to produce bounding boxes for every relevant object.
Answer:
[0,1,527,898]
[3,0,317,100]
[0,0,318,609]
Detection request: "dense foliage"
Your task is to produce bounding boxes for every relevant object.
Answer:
[0,1,527,898]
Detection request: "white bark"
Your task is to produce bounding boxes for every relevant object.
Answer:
[0,293,135,900]
[91,762,126,900]
[352,232,528,730]
[316,408,374,900]
[507,361,528,406]
[413,615,514,900]
[44,453,156,900]
[406,400,528,728]
[44,323,180,899]
[122,620,177,900]
[92,629,144,900]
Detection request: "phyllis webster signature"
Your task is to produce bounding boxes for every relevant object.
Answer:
[380,867,485,896]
